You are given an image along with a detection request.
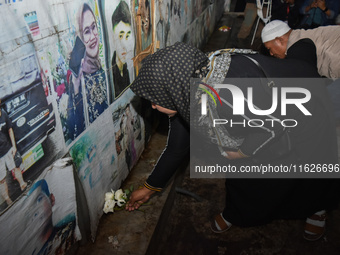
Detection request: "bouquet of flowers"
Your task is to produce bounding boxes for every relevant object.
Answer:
[103,186,133,214]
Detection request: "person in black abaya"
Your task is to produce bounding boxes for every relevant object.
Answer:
[213,54,339,240]
[126,42,340,241]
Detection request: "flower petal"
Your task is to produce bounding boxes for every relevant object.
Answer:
[103,200,115,213]
[116,199,126,207]
[105,192,115,201]
[115,189,123,200]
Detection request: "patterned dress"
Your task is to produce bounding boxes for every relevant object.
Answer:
[84,68,108,123]
[68,68,108,141]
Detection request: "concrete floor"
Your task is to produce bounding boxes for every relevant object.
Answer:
[73,117,170,255]
[74,11,340,255]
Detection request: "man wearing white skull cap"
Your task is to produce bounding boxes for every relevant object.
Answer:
[261,19,340,79]
[262,20,340,121]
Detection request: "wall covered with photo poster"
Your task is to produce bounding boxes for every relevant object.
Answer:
[0,158,81,255]
[0,0,224,250]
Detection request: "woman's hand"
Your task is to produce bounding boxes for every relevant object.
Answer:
[126,186,155,211]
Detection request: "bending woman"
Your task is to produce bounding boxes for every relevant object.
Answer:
[126,42,206,209]
[127,42,340,241]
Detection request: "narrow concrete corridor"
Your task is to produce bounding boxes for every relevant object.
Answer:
[73,9,340,255]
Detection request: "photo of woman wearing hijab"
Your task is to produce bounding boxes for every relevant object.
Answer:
[67,3,108,142]
[111,0,132,98]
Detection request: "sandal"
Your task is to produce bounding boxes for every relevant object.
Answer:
[210,213,232,233]
[303,212,327,241]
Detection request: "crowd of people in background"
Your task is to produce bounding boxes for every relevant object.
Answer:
[261,19,340,121]
[271,0,339,29]
[238,0,339,30]
[236,0,339,48]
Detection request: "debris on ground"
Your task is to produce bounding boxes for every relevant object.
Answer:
[108,235,119,249]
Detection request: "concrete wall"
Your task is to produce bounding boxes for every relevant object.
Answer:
[0,0,224,253]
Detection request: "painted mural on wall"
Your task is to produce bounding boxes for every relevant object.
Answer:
[99,0,135,102]
[153,0,218,49]
[69,89,145,239]
[132,0,154,54]
[0,158,81,255]
[155,0,171,49]
[139,0,153,51]
[53,1,108,145]
[130,0,157,75]
[0,0,142,238]
[0,2,66,213]
[132,0,218,70]
[112,92,144,173]
[0,0,224,245]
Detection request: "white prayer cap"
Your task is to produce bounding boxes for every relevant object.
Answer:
[261,20,291,43]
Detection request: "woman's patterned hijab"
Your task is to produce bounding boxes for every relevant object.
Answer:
[130,42,208,124]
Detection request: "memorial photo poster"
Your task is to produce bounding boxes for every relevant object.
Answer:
[0,159,81,255]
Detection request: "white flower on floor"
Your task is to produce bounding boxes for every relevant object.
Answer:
[115,189,127,207]
[103,199,116,213]
[103,188,128,214]
[105,190,115,201]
